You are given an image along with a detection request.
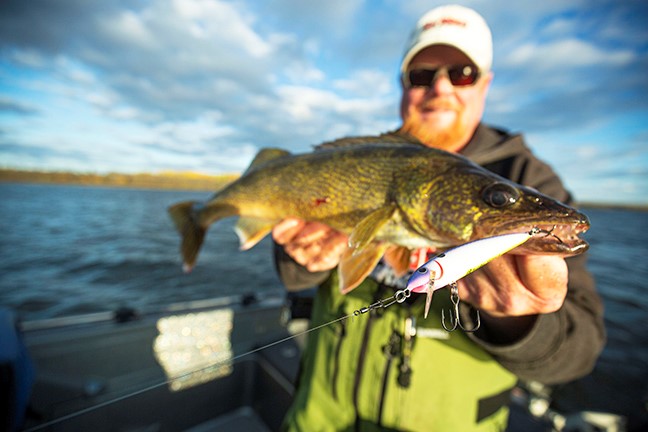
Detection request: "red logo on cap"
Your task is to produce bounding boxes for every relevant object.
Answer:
[423,18,466,31]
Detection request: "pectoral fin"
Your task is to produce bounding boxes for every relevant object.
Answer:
[234,217,278,250]
[383,245,412,277]
[348,205,397,254]
[338,243,389,293]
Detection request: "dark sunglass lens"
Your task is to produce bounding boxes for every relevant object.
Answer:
[448,65,478,86]
[408,69,437,87]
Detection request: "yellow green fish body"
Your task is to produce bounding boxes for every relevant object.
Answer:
[169,135,589,292]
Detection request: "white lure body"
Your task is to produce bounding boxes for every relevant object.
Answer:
[405,231,534,318]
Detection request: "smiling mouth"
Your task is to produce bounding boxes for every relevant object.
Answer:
[422,103,457,112]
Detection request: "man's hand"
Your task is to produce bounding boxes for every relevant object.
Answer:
[458,254,568,316]
[457,254,569,339]
[272,218,348,272]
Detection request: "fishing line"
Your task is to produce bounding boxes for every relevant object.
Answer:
[24,229,543,430]
[23,311,357,431]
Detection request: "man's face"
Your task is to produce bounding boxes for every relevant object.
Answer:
[400,45,492,152]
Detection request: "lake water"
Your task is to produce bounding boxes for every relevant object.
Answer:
[0,183,283,319]
[0,183,646,428]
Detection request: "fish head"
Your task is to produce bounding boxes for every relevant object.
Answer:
[473,180,590,255]
[421,165,590,256]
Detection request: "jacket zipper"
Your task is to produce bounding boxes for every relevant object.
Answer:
[377,331,401,426]
[398,316,415,388]
[377,315,416,426]
[331,320,346,400]
[353,285,387,430]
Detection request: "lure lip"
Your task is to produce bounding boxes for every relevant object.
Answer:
[406,250,452,294]
[407,265,436,294]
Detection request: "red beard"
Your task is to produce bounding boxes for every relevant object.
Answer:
[400,101,470,152]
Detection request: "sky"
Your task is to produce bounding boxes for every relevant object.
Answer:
[1,0,647,205]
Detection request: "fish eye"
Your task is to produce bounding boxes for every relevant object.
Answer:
[482,183,520,208]
[417,267,428,274]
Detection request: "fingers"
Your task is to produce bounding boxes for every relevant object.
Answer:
[273,218,348,272]
[272,218,306,245]
[306,231,348,271]
[458,254,569,317]
[291,221,336,246]
[516,255,568,312]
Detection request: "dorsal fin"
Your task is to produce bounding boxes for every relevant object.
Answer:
[314,131,422,151]
[243,148,291,174]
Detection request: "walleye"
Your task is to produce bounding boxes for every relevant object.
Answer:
[169,135,589,292]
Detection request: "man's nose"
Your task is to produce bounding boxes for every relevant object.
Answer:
[425,72,454,96]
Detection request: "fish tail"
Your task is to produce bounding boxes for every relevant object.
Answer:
[168,201,206,272]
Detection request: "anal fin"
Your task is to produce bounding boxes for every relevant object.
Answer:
[383,245,412,277]
[235,217,278,250]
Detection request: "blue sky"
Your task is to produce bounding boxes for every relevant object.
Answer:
[1,0,647,205]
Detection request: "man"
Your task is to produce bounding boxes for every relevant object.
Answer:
[274,5,605,431]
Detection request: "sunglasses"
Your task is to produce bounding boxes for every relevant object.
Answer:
[403,64,480,88]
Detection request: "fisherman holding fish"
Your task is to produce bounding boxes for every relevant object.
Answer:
[271,5,606,431]
[169,4,606,431]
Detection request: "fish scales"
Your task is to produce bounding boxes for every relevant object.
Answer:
[214,145,430,231]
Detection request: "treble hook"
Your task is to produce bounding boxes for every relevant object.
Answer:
[441,282,481,332]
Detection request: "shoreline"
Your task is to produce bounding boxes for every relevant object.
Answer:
[1,168,646,210]
[0,168,239,192]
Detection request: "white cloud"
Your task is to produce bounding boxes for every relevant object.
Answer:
[540,17,576,38]
[277,84,394,125]
[260,0,365,39]
[0,96,38,115]
[168,0,273,58]
[150,113,235,151]
[84,90,117,109]
[505,38,635,69]
[333,69,394,97]
[282,63,326,85]
[99,10,157,50]
[9,49,48,69]
[575,145,600,160]
[107,106,143,121]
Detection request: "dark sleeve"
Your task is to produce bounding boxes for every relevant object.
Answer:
[470,140,606,384]
[273,242,331,291]
[468,254,606,384]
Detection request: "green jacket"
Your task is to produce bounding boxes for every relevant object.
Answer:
[283,273,517,431]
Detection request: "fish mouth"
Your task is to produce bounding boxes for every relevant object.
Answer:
[489,218,590,256]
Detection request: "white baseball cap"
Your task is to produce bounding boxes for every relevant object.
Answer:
[401,5,493,74]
